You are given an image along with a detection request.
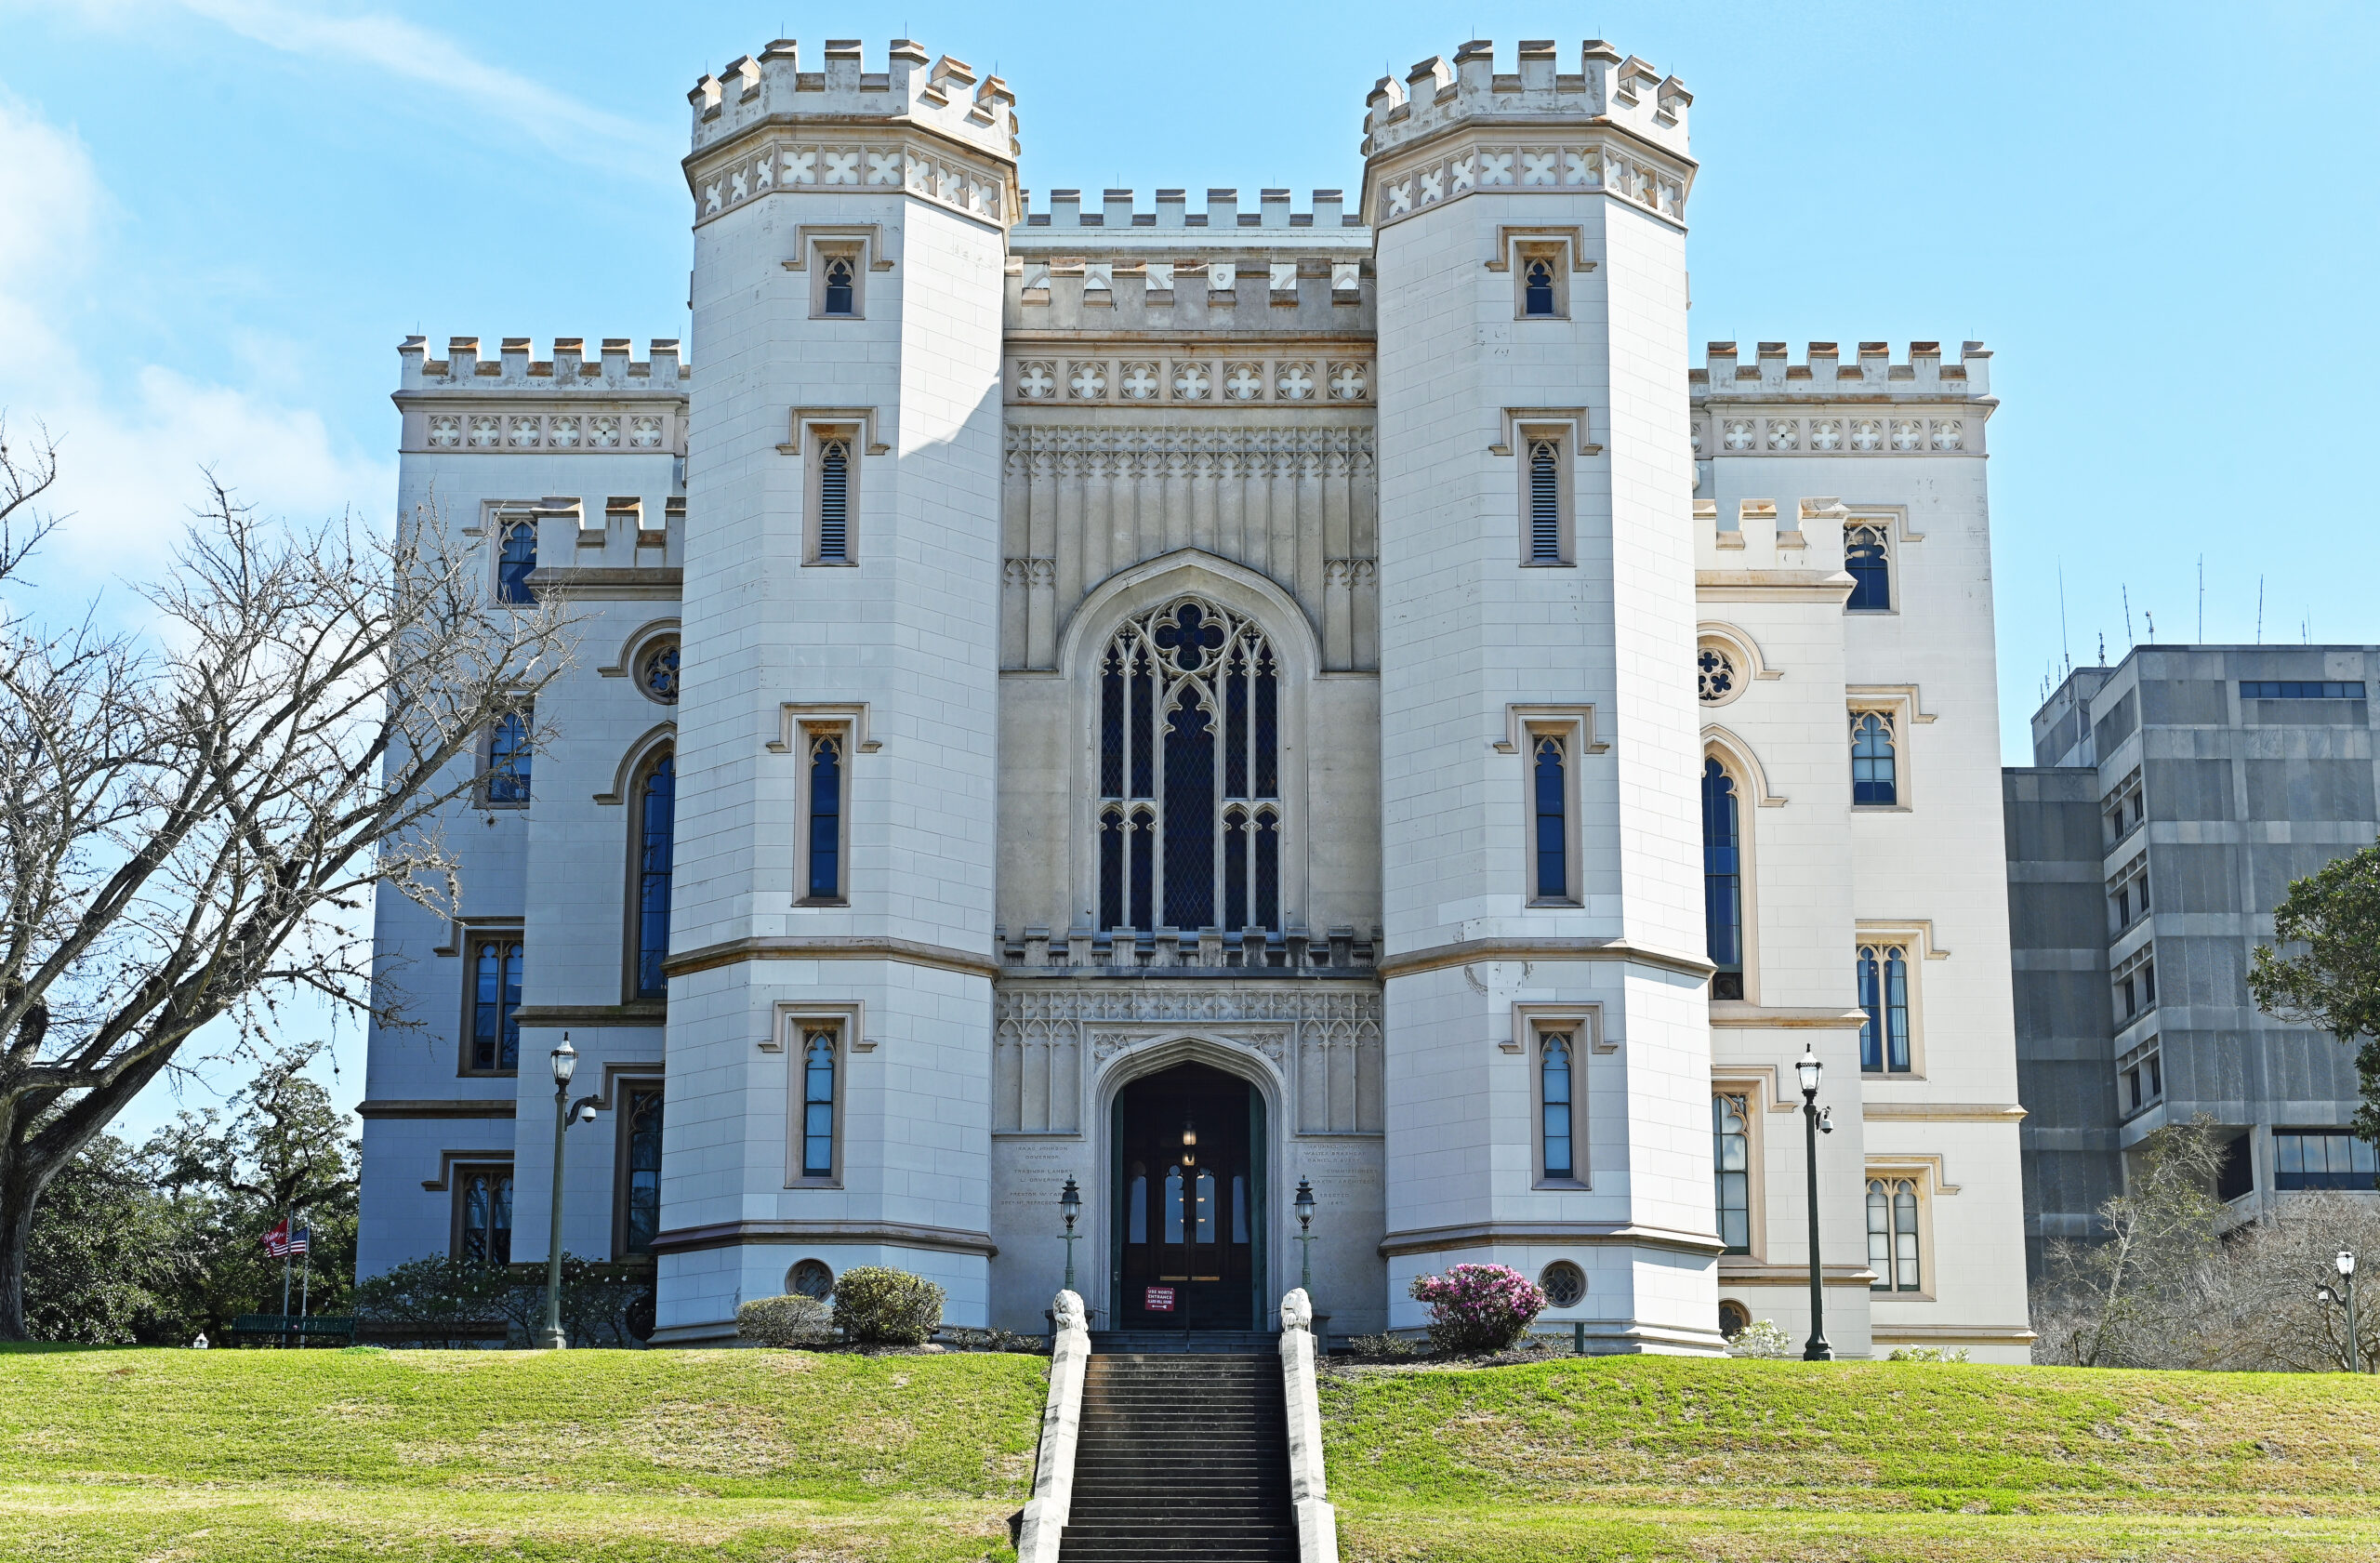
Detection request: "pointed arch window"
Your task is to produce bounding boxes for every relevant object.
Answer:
[823,256,855,316]
[1845,523,1891,611]
[632,750,676,1000]
[807,734,844,900]
[816,439,851,561]
[1851,712,1897,805]
[1702,759,1744,1000]
[496,516,537,603]
[1858,944,1912,1072]
[1532,734,1570,902]
[1524,258,1556,316]
[1713,1094,1752,1253]
[800,1027,838,1178]
[1540,1032,1575,1181]
[1097,599,1280,935]
[1527,440,1563,562]
[484,707,532,805]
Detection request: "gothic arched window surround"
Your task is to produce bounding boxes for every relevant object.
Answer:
[627,746,676,1001]
[807,237,867,319]
[1096,595,1280,935]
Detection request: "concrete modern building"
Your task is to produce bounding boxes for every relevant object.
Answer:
[2010,648,2380,1275]
[356,35,2035,1358]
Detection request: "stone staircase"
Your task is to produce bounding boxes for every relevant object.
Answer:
[1054,1351,1298,1563]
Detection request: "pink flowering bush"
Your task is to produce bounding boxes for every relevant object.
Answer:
[1408,1263,1546,1355]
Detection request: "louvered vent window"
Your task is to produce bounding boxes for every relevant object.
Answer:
[817,439,850,561]
[1528,440,1562,562]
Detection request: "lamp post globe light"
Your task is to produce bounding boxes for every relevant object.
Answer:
[1293,1177,1317,1296]
[1795,1044,1833,1362]
[1059,1175,1082,1294]
[540,1034,603,1351]
[2339,1249,2360,1374]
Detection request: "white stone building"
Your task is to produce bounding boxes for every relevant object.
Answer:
[357,36,2033,1358]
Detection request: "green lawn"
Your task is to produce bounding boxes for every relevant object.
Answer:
[3,1344,2376,1561]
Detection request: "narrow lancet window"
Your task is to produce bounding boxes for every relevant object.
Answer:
[1533,734,1568,901]
[1702,759,1744,999]
[808,734,843,900]
[1528,440,1562,562]
[801,1029,837,1177]
[1541,1033,1575,1180]
[634,752,676,999]
[816,439,850,561]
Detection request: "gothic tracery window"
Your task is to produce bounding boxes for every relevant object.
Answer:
[1844,523,1891,611]
[1097,599,1279,934]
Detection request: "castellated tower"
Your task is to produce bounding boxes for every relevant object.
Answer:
[658,42,1019,1335]
[1365,44,1724,1349]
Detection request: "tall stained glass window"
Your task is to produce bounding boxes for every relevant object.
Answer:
[1097,599,1280,936]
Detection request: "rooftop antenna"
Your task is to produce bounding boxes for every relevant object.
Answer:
[2058,563,2071,674]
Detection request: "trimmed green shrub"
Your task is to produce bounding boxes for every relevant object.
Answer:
[830,1265,945,1346]
[736,1292,835,1347]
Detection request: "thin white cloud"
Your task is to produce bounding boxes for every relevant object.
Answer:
[62,0,677,169]
[0,96,389,610]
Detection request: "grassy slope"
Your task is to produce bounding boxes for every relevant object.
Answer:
[1322,1356,2380,1561]
[5,1345,2378,1562]
[0,1344,1045,1562]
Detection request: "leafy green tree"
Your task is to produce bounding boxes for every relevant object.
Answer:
[2248,842,2380,1150]
[21,1133,196,1344]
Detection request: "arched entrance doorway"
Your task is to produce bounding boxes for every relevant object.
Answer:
[1111,1062,1264,1330]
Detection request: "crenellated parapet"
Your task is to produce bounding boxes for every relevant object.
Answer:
[1689,341,1992,401]
[1688,342,1995,461]
[392,337,690,457]
[1358,40,1694,232]
[1017,188,1367,234]
[685,38,1019,232]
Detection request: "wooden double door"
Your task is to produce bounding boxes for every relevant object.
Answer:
[1113,1064,1263,1330]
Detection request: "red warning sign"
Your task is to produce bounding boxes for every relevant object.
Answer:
[1144,1286,1176,1312]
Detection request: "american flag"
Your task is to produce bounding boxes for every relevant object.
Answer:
[261,1219,311,1257]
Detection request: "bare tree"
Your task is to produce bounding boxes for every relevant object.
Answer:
[2031,1117,2228,1368]
[0,445,573,1337]
[2197,1193,2380,1373]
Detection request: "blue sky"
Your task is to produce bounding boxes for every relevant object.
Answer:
[2,0,2373,1133]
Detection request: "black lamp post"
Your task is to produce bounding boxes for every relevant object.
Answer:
[1293,1177,1317,1295]
[540,1033,602,1351]
[1059,1175,1082,1294]
[1795,1043,1834,1362]
[2319,1247,2360,1373]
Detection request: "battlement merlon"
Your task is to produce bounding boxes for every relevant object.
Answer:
[396,336,692,395]
[688,39,1018,164]
[1689,341,1993,403]
[1016,188,1368,236]
[1362,40,1690,162]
